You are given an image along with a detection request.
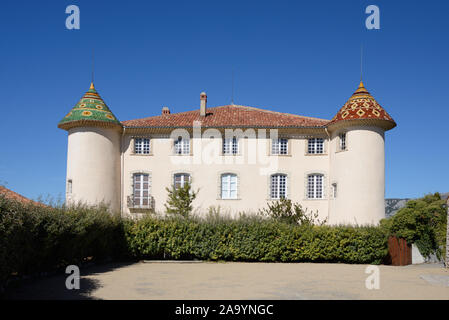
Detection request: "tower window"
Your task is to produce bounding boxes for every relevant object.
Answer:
[174,137,190,155]
[339,133,346,151]
[308,138,324,154]
[223,137,239,155]
[272,138,288,155]
[134,138,150,154]
[307,174,324,199]
[133,173,151,207]
[67,179,72,194]
[270,174,287,199]
[332,183,337,198]
[221,173,238,199]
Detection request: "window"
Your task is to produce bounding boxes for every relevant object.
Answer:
[223,137,239,155]
[272,138,288,155]
[339,133,346,151]
[133,173,151,207]
[221,174,238,199]
[134,138,150,154]
[308,138,324,154]
[332,183,337,198]
[174,137,190,155]
[174,173,191,189]
[67,179,72,194]
[270,174,287,199]
[307,174,324,199]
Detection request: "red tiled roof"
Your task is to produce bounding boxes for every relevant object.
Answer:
[0,186,42,206]
[121,105,329,128]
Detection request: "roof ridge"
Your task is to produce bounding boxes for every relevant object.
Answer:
[122,104,329,123]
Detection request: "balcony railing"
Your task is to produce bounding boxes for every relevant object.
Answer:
[127,195,155,210]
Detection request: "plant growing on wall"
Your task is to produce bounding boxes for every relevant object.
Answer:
[164,182,198,218]
[259,198,327,226]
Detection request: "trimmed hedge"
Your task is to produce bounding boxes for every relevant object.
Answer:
[1,196,389,289]
[124,215,388,264]
[0,196,126,288]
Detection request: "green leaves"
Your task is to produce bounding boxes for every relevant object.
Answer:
[124,215,388,264]
[164,183,198,218]
[380,193,446,259]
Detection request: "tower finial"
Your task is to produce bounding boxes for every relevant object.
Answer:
[91,48,95,86]
[360,44,363,82]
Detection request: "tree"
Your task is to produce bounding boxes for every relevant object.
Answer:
[381,193,447,259]
[164,182,198,218]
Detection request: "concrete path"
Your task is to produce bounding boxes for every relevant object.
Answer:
[4,262,449,300]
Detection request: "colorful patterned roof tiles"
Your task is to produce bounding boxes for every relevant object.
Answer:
[58,83,122,130]
[329,81,396,131]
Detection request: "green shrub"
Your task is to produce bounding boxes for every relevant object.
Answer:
[124,215,388,264]
[164,182,198,218]
[0,195,127,289]
[380,193,447,259]
[259,198,327,226]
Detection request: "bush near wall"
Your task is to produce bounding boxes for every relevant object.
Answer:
[0,196,127,289]
[1,196,389,289]
[124,215,389,264]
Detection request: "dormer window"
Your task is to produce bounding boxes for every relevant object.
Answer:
[308,138,324,154]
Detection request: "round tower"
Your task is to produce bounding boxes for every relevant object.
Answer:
[58,83,122,213]
[327,81,396,225]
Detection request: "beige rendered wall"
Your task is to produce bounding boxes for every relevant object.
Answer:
[66,127,121,213]
[121,133,330,221]
[328,126,385,225]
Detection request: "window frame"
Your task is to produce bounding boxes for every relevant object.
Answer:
[271,138,289,155]
[134,137,151,155]
[174,136,190,155]
[223,137,239,155]
[270,174,287,200]
[339,133,347,151]
[307,138,325,154]
[173,173,191,190]
[220,173,238,199]
[306,174,324,199]
[133,173,151,207]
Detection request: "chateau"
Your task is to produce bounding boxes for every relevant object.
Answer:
[58,80,396,225]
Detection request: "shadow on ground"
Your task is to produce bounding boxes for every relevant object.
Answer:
[2,261,136,300]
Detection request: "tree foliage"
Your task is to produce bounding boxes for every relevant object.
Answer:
[164,182,198,218]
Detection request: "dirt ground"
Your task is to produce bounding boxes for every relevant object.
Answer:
[4,261,449,300]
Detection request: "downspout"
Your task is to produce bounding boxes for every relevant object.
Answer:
[120,127,126,216]
[325,127,331,224]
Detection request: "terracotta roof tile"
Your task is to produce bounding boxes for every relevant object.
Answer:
[121,105,329,128]
[0,186,42,206]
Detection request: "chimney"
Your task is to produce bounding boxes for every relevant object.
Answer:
[162,106,170,115]
[200,92,207,116]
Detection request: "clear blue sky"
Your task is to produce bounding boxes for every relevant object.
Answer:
[1,0,448,201]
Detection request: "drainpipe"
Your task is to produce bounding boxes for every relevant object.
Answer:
[120,127,126,216]
[325,127,331,224]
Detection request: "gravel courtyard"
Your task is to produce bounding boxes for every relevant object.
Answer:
[5,262,449,300]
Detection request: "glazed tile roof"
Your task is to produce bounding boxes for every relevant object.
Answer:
[121,105,329,128]
[329,81,396,130]
[58,83,122,130]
